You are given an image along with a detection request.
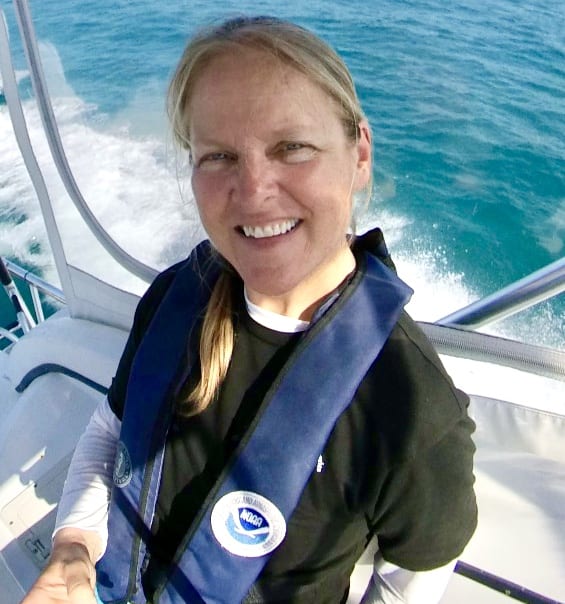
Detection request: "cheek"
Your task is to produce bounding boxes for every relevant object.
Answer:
[191,171,213,203]
[192,174,225,223]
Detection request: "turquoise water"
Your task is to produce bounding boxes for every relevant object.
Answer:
[1,0,564,347]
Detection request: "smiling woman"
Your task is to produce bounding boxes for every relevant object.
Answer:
[188,48,371,311]
[22,16,477,604]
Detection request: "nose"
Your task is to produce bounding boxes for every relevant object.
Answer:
[233,154,276,206]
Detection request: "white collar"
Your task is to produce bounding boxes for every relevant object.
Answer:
[243,289,310,334]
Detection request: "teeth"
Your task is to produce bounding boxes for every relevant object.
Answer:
[242,219,298,239]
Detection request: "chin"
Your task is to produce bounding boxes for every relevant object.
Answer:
[241,270,305,298]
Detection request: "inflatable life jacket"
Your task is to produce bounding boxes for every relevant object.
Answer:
[96,232,412,604]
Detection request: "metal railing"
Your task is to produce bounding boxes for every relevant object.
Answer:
[0,257,65,346]
[3,258,65,306]
[438,257,565,329]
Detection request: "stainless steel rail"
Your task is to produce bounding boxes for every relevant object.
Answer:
[438,257,565,329]
[4,259,65,305]
[0,259,65,346]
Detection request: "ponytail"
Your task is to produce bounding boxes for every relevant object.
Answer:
[180,269,235,415]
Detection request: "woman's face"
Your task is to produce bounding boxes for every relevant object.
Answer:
[188,49,371,315]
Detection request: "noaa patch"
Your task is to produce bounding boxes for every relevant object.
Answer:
[113,440,132,488]
[211,491,286,557]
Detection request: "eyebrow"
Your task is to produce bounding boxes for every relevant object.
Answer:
[191,124,318,147]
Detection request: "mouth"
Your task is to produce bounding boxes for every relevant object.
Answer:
[238,219,300,239]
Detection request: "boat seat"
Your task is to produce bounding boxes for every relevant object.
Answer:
[4,310,129,396]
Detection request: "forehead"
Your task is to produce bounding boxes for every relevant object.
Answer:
[188,49,343,139]
[193,48,319,98]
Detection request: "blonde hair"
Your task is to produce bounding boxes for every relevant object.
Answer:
[169,16,371,414]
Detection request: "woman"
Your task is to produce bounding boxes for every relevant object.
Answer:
[23,16,476,604]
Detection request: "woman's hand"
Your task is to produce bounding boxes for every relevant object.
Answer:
[21,528,101,603]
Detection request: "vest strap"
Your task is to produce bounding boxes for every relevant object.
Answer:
[156,253,412,603]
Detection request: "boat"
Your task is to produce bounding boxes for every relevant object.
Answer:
[1,1,564,602]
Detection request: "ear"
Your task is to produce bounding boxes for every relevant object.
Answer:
[353,120,372,191]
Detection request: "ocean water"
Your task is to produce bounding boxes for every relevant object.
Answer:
[0,0,564,348]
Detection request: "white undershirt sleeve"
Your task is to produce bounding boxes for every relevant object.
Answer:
[53,396,121,559]
[360,552,456,604]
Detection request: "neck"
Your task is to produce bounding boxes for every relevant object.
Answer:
[245,247,356,321]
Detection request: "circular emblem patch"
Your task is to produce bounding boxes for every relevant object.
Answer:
[113,440,132,488]
[211,491,286,557]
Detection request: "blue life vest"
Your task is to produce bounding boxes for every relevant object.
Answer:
[96,240,412,604]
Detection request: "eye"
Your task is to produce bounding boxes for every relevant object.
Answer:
[284,142,305,151]
[196,152,236,169]
[277,142,316,163]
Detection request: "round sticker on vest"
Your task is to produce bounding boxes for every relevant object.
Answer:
[211,491,286,557]
[113,440,132,488]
